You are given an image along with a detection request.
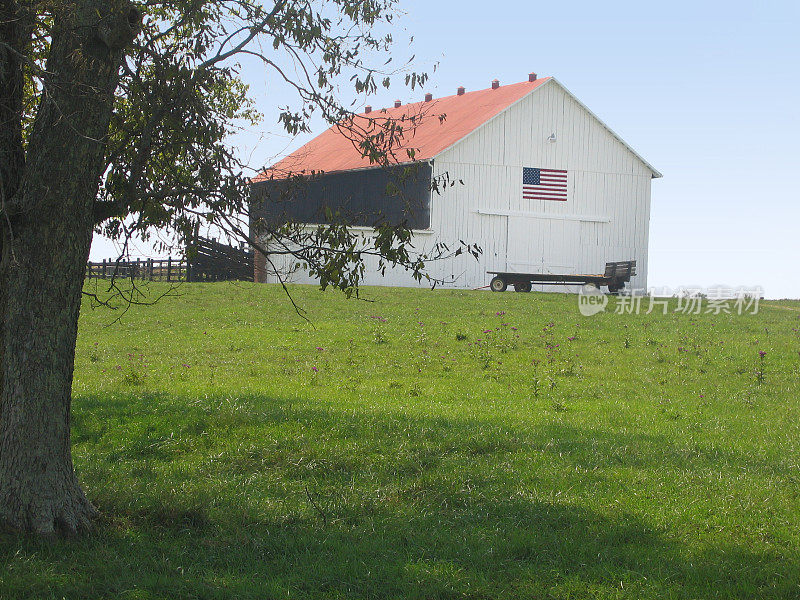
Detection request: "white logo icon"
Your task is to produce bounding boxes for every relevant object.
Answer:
[578,285,608,316]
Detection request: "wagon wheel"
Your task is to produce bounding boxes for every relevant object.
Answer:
[490,276,507,292]
[607,283,622,295]
[514,281,532,293]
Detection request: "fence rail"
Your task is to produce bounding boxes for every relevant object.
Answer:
[86,258,188,282]
[188,237,253,282]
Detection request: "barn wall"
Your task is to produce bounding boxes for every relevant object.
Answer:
[426,79,654,291]
[254,227,439,287]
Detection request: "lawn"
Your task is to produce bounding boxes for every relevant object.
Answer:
[2,282,800,599]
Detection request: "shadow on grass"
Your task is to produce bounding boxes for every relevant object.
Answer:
[2,392,797,599]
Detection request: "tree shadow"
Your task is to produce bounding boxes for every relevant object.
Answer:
[4,392,797,599]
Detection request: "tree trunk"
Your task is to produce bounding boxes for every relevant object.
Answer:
[0,1,140,536]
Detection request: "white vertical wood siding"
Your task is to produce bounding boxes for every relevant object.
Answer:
[256,228,440,287]
[427,79,654,291]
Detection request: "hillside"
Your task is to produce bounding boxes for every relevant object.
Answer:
[2,283,799,599]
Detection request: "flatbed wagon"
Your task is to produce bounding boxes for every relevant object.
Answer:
[488,260,636,294]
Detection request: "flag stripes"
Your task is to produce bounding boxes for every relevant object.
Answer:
[522,167,568,201]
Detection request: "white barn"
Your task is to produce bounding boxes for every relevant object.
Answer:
[251,74,660,291]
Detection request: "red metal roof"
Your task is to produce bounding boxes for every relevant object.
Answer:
[255,77,551,181]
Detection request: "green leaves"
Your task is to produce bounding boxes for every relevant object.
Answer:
[17,1,459,293]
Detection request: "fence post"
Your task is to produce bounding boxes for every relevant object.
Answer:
[167,256,172,282]
[102,258,106,278]
[147,258,153,280]
[136,257,141,280]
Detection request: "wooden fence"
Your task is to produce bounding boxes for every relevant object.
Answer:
[86,257,188,282]
[86,237,254,283]
[186,237,254,282]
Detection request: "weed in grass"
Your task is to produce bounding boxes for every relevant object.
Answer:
[415,322,431,372]
[122,370,144,386]
[121,353,148,386]
[531,359,541,398]
[560,354,580,377]
[540,321,555,348]
[653,345,666,364]
[343,376,361,393]
[471,334,500,370]
[545,341,560,364]
[540,322,561,365]
[756,350,766,384]
[176,362,192,381]
[456,332,468,341]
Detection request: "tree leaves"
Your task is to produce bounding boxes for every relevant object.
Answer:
[17,1,477,294]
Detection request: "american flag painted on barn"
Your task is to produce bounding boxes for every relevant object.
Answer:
[522,167,568,201]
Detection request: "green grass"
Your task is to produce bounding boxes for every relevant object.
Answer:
[3,282,800,599]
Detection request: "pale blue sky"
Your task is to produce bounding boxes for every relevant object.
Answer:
[92,0,800,298]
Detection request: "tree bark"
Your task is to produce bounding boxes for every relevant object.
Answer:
[1,0,30,354]
[0,1,140,536]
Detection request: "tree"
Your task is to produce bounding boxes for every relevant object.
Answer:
[0,0,473,536]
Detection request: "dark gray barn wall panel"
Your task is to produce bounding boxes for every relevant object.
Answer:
[250,163,432,231]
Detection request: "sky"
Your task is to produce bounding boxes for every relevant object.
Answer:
[90,0,800,298]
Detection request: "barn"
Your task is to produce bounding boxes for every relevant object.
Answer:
[250,74,661,291]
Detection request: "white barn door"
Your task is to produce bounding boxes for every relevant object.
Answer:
[506,217,579,274]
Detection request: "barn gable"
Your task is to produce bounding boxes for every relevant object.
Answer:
[429,78,658,290]
[436,78,660,178]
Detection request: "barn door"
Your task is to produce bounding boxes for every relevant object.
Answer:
[506,217,579,274]
[506,217,544,272]
[477,214,508,281]
[543,220,579,273]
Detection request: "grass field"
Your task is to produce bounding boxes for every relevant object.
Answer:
[2,282,800,599]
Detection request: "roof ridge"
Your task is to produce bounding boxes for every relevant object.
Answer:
[365,77,550,114]
[253,77,551,180]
